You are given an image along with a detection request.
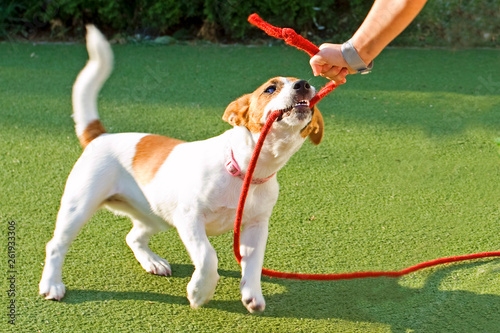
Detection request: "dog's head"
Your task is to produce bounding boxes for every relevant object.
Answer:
[222,77,323,145]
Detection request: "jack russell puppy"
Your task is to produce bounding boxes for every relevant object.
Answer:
[39,25,323,313]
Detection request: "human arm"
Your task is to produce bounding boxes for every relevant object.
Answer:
[310,0,428,82]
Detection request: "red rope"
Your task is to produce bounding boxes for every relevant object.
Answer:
[248,14,337,108]
[233,110,283,263]
[248,13,319,57]
[233,110,500,280]
[233,14,500,280]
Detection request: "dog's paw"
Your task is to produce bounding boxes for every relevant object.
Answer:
[242,296,266,313]
[240,280,266,313]
[142,257,172,277]
[186,270,219,309]
[39,280,66,301]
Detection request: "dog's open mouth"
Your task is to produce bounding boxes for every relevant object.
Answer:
[276,100,310,121]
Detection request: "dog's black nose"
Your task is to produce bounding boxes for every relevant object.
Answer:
[293,80,311,93]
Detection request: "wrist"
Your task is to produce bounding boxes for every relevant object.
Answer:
[340,39,373,74]
[350,34,379,65]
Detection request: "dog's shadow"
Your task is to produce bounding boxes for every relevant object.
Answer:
[63,261,500,331]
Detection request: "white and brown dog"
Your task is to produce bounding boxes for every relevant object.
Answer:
[39,25,323,313]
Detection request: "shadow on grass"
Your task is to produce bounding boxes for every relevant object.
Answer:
[60,261,500,331]
[63,289,190,306]
[61,264,246,313]
[261,260,500,332]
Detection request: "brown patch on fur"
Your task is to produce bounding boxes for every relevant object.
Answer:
[224,77,324,144]
[300,106,324,145]
[223,78,287,133]
[79,120,106,148]
[133,135,185,185]
[223,94,251,127]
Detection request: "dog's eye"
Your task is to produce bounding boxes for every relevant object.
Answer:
[264,85,276,94]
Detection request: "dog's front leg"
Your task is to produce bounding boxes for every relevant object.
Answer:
[175,213,220,309]
[239,221,269,313]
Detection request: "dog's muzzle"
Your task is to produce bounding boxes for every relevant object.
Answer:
[277,80,314,121]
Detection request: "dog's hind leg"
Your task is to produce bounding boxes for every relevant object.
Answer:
[39,195,101,300]
[126,218,172,276]
[39,157,113,301]
[102,189,172,277]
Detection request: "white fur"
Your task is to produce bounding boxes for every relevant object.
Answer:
[72,25,113,137]
[39,26,317,313]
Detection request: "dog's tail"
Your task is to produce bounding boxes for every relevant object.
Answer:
[72,25,113,148]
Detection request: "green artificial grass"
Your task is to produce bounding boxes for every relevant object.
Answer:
[1,41,499,332]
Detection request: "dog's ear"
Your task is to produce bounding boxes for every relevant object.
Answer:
[300,106,324,145]
[223,94,251,127]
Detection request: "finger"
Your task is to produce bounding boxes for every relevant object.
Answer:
[333,68,348,85]
[321,66,343,80]
[334,76,347,85]
[338,67,349,80]
[309,55,326,76]
[321,66,349,83]
[311,64,322,77]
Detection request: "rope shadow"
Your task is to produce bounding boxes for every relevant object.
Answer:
[259,260,500,332]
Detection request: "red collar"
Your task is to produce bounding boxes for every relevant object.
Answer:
[225,147,275,184]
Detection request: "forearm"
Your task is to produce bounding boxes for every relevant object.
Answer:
[351,0,427,64]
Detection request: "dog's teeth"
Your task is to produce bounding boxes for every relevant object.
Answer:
[276,101,309,121]
[295,100,310,107]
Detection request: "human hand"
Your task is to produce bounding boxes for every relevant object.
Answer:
[309,43,356,84]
